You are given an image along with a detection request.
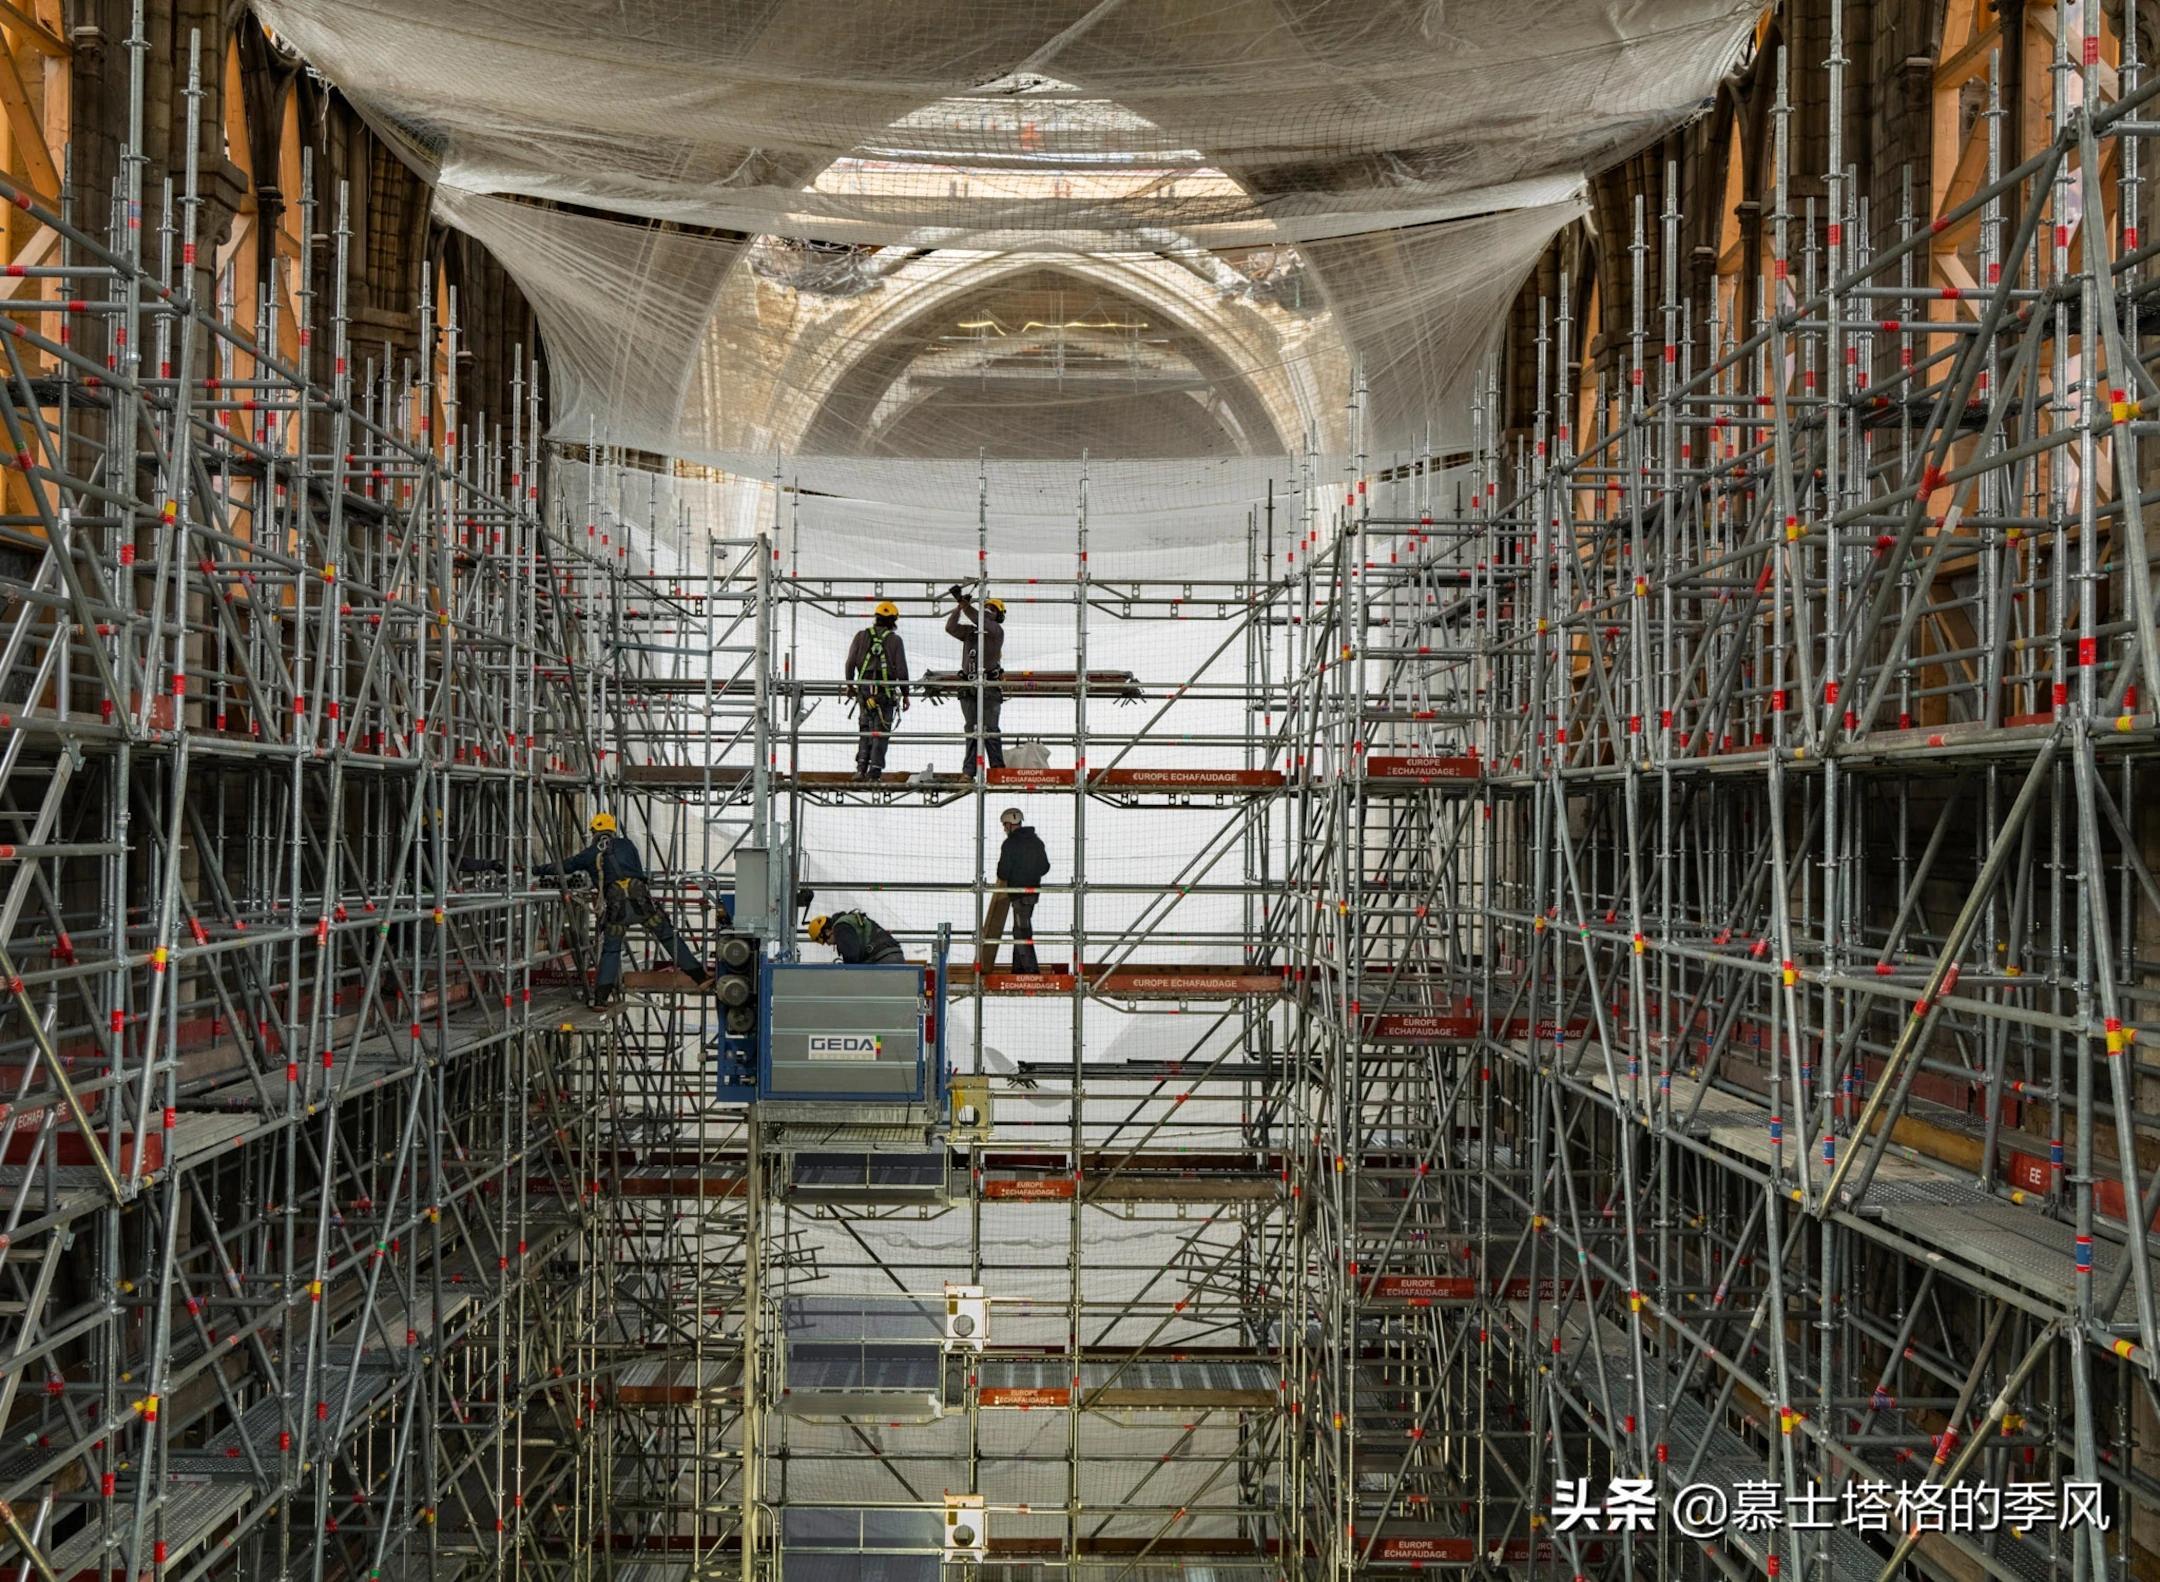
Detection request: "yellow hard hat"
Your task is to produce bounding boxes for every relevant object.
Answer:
[874,600,899,618]
[589,812,618,833]
[984,597,1006,615]
[805,914,830,943]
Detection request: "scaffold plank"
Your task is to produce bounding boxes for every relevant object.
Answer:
[946,964,1285,998]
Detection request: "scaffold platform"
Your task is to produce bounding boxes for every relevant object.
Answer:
[945,964,1287,998]
[616,763,1289,803]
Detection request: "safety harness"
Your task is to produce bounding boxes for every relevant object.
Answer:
[853,627,900,706]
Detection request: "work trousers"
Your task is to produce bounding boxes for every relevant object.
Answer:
[959,682,1004,774]
[978,889,1040,973]
[597,878,704,992]
[856,696,898,776]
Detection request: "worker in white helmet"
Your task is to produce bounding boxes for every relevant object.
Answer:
[980,806,1049,974]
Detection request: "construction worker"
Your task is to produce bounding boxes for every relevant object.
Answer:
[980,806,1049,974]
[806,910,907,965]
[845,600,909,779]
[945,586,1005,775]
[534,813,711,1007]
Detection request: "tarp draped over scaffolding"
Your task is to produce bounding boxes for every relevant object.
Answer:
[257,0,1751,246]
[258,0,1753,484]
[555,451,1362,571]
[434,185,1578,467]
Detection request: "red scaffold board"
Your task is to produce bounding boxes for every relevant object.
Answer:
[1373,1535,1599,1564]
[1364,1014,1588,1042]
[989,767,1285,791]
[1373,1536,1477,1563]
[952,965,1286,998]
[6,1127,162,1171]
[1365,1013,1483,1041]
[922,669,1142,698]
[980,1386,1072,1408]
[1364,754,1479,782]
[1369,1275,1479,1301]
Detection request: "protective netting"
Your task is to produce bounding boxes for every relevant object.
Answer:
[440,185,1573,466]
[260,0,1751,484]
[557,447,1387,562]
[556,451,1467,606]
[259,0,1749,248]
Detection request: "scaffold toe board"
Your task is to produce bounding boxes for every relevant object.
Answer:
[945,964,1287,998]
[1359,753,1481,784]
[989,766,1287,792]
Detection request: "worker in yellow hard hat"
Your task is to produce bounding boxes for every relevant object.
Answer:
[844,598,910,780]
[532,811,713,1006]
[944,585,1006,776]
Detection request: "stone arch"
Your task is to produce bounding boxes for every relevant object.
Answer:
[795,261,1295,458]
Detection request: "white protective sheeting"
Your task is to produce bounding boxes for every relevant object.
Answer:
[259,0,1750,248]
[439,186,1577,467]
[555,451,1499,576]
[570,463,1307,981]
[260,0,1754,490]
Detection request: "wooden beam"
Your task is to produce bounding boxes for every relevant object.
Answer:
[0,221,53,296]
[0,37,59,205]
[215,208,255,282]
[0,2,69,58]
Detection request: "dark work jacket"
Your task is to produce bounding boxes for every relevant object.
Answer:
[535,834,646,888]
[997,826,1051,889]
[829,911,905,964]
[844,622,909,704]
[945,605,1004,677]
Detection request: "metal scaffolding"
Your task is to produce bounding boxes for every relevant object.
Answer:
[0,15,617,1575]
[546,399,1530,1578]
[578,450,1325,1577]
[1414,4,2160,1577]
[10,0,2160,1576]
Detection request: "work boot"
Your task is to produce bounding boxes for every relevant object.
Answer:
[1013,942,1040,975]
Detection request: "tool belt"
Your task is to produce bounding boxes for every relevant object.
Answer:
[604,875,652,925]
[935,666,1002,694]
[920,669,1006,699]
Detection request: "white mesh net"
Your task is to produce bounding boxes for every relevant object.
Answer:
[260,0,1748,247]
[259,0,1753,481]
[438,185,1575,466]
[556,449,1472,578]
